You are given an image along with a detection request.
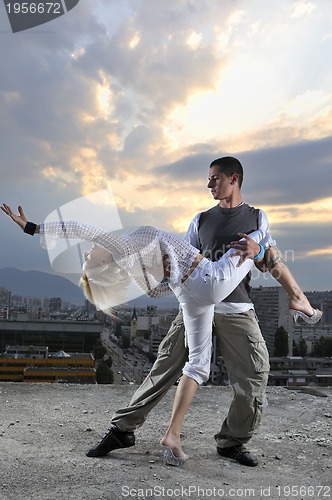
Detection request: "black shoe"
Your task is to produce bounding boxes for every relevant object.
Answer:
[217,445,258,467]
[86,425,135,457]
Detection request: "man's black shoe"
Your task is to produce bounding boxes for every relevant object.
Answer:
[217,445,258,467]
[86,425,135,457]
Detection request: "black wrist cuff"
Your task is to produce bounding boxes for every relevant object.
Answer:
[23,221,37,236]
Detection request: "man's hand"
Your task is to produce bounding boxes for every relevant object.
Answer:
[1,204,28,230]
[227,232,262,266]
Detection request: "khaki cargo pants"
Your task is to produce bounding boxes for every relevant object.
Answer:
[111,309,270,448]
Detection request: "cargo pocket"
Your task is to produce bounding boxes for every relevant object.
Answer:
[247,331,270,374]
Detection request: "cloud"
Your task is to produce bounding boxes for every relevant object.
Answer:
[1,0,331,293]
[290,1,316,18]
[155,136,332,204]
[242,136,332,205]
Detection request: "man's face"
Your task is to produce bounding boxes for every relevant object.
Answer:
[207,166,234,201]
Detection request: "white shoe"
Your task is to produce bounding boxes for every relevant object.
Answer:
[161,445,188,467]
[289,308,322,325]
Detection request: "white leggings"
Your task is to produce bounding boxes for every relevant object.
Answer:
[170,250,256,385]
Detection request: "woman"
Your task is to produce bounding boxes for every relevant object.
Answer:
[1,203,321,466]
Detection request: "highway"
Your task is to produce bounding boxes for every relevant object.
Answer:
[100,328,152,384]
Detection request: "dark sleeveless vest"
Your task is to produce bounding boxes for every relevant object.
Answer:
[198,203,259,303]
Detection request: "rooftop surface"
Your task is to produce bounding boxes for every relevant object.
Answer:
[0,383,331,500]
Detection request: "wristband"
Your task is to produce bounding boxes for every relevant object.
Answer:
[23,221,37,236]
[253,243,265,261]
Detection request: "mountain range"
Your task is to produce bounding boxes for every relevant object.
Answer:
[0,267,178,309]
[0,267,85,304]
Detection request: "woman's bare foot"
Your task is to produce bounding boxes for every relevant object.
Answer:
[288,291,313,317]
[160,433,185,459]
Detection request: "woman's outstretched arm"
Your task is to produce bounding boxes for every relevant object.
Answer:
[1,203,130,257]
[1,203,172,299]
[1,204,40,233]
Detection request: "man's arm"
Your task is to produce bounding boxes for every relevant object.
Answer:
[184,213,201,249]
[227,209,276,265]
[255,209,278,273]
[257,209,276,248]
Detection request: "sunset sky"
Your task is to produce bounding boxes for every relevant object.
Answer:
[0,0,331,292]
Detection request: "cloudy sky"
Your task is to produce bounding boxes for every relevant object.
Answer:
[0,0,331,292]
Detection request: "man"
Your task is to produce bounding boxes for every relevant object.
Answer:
[86,156,272,467]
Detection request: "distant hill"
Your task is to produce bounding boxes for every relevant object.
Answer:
[0,267,178,309]
[0,268,85,304]
[127,292,178,310]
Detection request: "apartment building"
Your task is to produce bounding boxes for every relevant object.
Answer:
[251,285,293,354]
[0,345,96,383]
[269,356,332,387]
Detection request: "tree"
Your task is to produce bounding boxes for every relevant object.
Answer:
[147,351,156,362]
[104,355,113,368]
[96,361,114,384]
[313,336,332,357]
[326,338,332,356]
[92,340,107,360]
[298,339,307,357]
[115,321,123,339]
[274,327,289,356]
[122,334,130,349]
[293,340,299,356]
[294,338,307,357]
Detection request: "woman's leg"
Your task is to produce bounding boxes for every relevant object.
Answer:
[160,297,215,461]
[160,375,198,458]
[255,247,316,317]
[208,251,256,304]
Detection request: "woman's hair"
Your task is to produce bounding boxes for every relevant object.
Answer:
[80,273,94,304]
[80,246,131,315]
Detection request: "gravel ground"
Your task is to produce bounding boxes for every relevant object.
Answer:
[0,383,331,500]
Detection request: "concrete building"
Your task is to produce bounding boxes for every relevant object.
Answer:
[251,286,293,355]
[3,345,49,359]
[0,287,11,320]
[0,345,96,383]
[269,356,332,387]
[293,324,332,354]
[130,307,159,339]
[0,319,102,353]
[323,301,332,324]
[49,297,62,313]
[0,287,11,306]
[148,324,163,354]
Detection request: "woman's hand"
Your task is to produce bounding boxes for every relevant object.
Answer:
[227,232,262,266]
[1,203,28,230]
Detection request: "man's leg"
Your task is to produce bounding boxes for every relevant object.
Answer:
[86,312,188,457]
[213,310,269,466]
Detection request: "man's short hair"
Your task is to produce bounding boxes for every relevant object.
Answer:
[210,156,243,187]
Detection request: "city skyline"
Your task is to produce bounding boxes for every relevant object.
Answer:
[0,1,331,292]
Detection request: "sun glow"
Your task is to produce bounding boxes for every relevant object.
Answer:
[71,148,108,195]
[129,32,141,48]
[260,197,332,225]
[42,166,56,178]
[186,30,202,49]
[164,54,282,148]
[96,72,113,119]
[307,246,332,257]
